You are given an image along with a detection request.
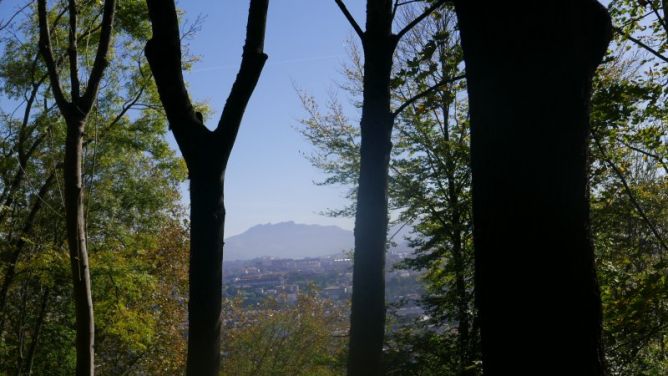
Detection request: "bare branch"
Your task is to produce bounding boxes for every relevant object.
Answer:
[395,0,447,41]
[613,26,668,64]
[83,84,146,147]
[37,0,69,112]
[593,133,668,253]
[215,0,269,164]
[616,137,668,174]
[335,0,364,39]
[80,0,116,112]
[393,74,465,117]
[0,1,31,32]
[393,0,423,19]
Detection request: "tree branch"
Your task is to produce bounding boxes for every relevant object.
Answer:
[592,133,668,253]
[68,0,80,101]
[616,137,668,174]
[145,0,209,161]
[215,0,269,164]
[0,1,31,32]
[80,0,116,112]
[393,74,465,117]
[395,0,447,41]
[37,0,68,112]
[648,0,668,37]
[613,26,668,64]
[335,0,364,39]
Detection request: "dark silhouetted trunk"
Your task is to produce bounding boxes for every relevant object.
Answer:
[454,1,612,373]
[347,4,395,376]
[334,1,447,374]
[144,1,268,374]
[186,170,225,373]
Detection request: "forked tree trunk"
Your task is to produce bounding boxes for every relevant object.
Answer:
[37,0,116,372]
[454,1,612,373]
[144,1,268,375]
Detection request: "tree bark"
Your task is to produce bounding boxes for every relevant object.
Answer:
[186,170,225,374]
[37,0,116,373]
[454,1,612,373]
[64,115,95,376]
[346,4,395,376]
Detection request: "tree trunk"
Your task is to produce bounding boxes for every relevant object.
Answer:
[64,116,95,376]
[144,2,268,374]
[185,169,225,375]
[347,18,396,376]
[22,289,49,376]
[441,89,471,373]
[454,1,611,373]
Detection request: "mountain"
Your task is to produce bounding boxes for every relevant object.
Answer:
[223,221,354,260]
[223,221,414,261]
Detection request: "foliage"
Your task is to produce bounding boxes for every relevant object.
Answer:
[589,19,668,373]
[0,1,189,374]
[301,2,668,376]
[220,291,347,376]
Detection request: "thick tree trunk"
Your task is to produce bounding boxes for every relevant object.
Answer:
[347,24,395,376]
[454,1,611,374]
[64,116,95,376]
[185,170,225,375]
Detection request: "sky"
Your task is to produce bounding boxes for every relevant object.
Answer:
[176,0,366,236]
[0,0,368,237]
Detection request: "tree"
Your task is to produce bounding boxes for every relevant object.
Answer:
[36,0,116,373]
[221,292,348,376]
[453,0,612,373]
[332,1,448,374]
[143,0,269,374]
[588,37,668,374]
[300,7,478,372]
[0,1,190,373]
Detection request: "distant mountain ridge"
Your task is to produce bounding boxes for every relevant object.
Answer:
[223,221,354,260]
[223,221,412,261]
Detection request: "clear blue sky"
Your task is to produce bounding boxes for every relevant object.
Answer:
[178,0,366,236]
[0,0,366,236]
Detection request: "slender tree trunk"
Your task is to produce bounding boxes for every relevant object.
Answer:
[441,90,471,374]
[186,169,225,375]
[342,1,450,374]
[22,289,49,376]
[64,116,95,376]
[454,1,611,373]
[347,18,396,374]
